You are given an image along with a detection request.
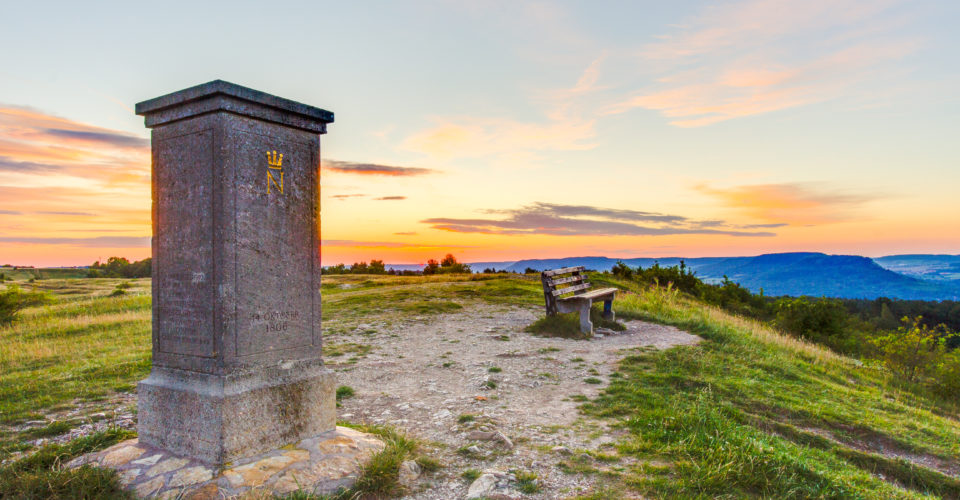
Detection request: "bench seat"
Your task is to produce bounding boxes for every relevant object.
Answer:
[540,267,617,334]
[559,287,617,302]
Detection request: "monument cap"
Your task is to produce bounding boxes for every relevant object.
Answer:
[135,79,334,133]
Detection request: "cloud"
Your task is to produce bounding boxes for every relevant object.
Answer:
[321,239,473,249]
[0,210,22,215]
[324,160,436,176]
[374,196,406,201]
[0,105,149,184]
[329,194,366,200]
[422,202,774,237]
[0,156,63,173]
[0,236,149,247]
[42,128,148,149]
[394,231,417,236]
[402,55,605,160]
[607,0,920,126]
[696,182,880,223]
[36,211,97,216]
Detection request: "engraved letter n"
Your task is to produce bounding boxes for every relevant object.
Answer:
[266,150,283,194]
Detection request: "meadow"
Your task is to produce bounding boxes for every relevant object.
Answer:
[1,274,959,498]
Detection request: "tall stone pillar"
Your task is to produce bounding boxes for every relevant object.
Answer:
[135,80,335,465]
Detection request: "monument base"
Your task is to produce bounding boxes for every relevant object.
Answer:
[67,426,385,499]
[137,360,336,465]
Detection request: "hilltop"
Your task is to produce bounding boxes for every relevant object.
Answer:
[1,274,959,498]
[384,252,960,301]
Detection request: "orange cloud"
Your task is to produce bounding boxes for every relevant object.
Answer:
[402,56,604,159]
[608,0,920,126]
[323,160,436,176]
[696,182,881,223]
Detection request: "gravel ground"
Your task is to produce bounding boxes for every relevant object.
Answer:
[333,304,701,499]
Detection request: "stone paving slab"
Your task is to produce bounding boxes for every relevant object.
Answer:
[67,426,384,499]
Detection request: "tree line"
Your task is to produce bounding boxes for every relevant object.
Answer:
[322,254,471,275]
[608,260,960,399]
[87,257,152,278]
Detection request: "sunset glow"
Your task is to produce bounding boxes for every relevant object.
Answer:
[1,1,958,267]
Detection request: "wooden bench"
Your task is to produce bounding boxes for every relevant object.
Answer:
[540,266,617,334]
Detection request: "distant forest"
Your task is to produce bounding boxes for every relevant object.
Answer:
[87,257,152,278]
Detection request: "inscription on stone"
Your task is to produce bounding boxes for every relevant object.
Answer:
[155,131,214,358]
[266,150,284,194]
[234,132,315,357]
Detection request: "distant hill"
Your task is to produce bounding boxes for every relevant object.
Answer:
[874,254,960,281]
[378,252,960,300]
[457,253,960,301]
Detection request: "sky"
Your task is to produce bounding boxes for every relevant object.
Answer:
[1,0,958,267]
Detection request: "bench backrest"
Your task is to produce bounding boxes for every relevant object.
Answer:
[540,266,591,314]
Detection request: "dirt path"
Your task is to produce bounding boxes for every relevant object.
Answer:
[332,304,700,499]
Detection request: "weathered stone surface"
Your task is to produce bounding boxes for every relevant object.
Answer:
[101,444,146,467]
[69,427,383,499]
[316,435,362,455]
[223,454,296,488]
[134,80,336,465]
[168,466,214,488]
[184,482,220,500]
[467,473,498,499]
[136,476,167,497]
[146,457,189,478]
[398,459,421,487]
[133,453,163,466]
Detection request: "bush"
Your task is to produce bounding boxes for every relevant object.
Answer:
[0,285,51,326]
[424,254,470,274]
[87,257,151,278]
[774,297,849,345]
[931,348,960,399]
[871,317,948,382]
[336,385,355,401]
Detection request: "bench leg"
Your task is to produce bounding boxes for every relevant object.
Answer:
[579,302,593,335]
[602,300,614,321]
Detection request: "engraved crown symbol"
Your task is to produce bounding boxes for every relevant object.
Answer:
[266,150,283,168]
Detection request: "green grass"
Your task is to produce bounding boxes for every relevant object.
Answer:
[525,305,625,339]
[335,385,355,401]
[580,279,960,499]
[0,279,151,431]
[4,273,959,499]
[514,469,541,494]
[0,428,135,499]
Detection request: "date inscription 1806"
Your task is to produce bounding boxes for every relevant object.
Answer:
[249,310,300,333]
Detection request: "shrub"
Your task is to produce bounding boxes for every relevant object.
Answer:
[871,317,948,382]
[87,256,151,278]
[931,348,960,399]
[0,285,51,326]
[774,297,849,345]
[336,386,355,401]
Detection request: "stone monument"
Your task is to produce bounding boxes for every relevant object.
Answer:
[67,81,385,498]
[135,80,335,465]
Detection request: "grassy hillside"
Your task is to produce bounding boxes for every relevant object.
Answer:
[1,274,958,499]
[0,266,89,281]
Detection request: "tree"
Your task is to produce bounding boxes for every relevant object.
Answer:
[774,297,848,344]
[611,261,633,279]
[88,256,151,278]
[368,259,386,274]
[871,317,946,382]
[423,259,440,275]
[437,254,470,273]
